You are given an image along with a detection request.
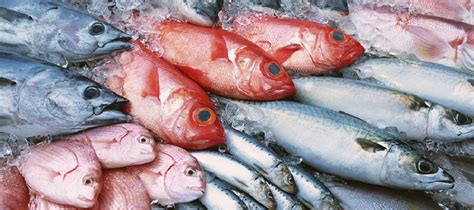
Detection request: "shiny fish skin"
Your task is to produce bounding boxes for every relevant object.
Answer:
[175,201,206,210]
[154,0,220,26]
[286,165,340,210]
[218,99,454,190]
[0,53,130,138]
[266,181,305,210]
[293,76,474,142]
[231,189,266,210]
[200,174,248,210]
[343,58,474,117]
[0,165,29,210]
[191,151,275,209]
[29,194,77,210]
[224,127,296,193]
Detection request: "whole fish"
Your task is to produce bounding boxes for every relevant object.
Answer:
[230,189,266,210]
[0,53,130,138]
[224,127,296,193]
[266,181,305,210]
[153,0,221,26]
[175,201,206,210]
[0,0,131,66]
[343,58,474,117]
[345,5,474,71]
[93,169,151,210]
[191,151,275,209]
[29,195,77,210]
[95,41,224,149]
[0,165,29,210]
[293,76,474,142]
[128,143,206,205]
[287,165,340,209]
[19,140,102,208]
[200,173,248,210]
[218,99,454,190]
[143,20,296,100]
[229,14,364,75]
[62,123,156,168]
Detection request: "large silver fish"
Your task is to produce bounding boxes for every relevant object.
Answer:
[217,98,454,190]
[343,58,474,117]
[199,173,248,210]
[294,76,474,142]
[0,53,130,138]
[0,0,131,66]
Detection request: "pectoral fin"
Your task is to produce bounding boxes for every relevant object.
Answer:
[0,7,32,23]
[0,77,16,86]
[272,44,302,64]
[355,138,387,153]
[0,115,14,126]
[405,25,450,60]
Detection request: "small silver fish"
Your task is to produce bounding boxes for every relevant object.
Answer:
[266,181,305,210]
[199,173,248,210]
[231,189,266,210]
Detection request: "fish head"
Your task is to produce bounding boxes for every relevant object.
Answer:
[254,177,275,209]
[427,105,474,140]
[231,45,296,99]
[380,143,454,190]
[42,3,131,61]
[115,123,157,165]
[63,164,102,208]
[174,0,220,26]
[270,163,297,194]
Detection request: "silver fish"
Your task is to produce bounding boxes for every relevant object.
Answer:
[200,173,248,210]
[449,156,474,183]
[224,127,296,193]
[153,0,220,26]
[0,0,131,66]
[191,151,275,209]
[293,76,474,142]
[0,53,130,138]
[231,189,266,210]
[266,181,305,210]
[217,98,454,190]
[287,165,340,209]
[343,58,474,117]
[175,200,206,210]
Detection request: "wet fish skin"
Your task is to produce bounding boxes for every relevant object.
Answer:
[231,189,266,210]
[224,127,296,193]
[218,98,454,190]
[0,0,131,66]
[175,200,206,210]
[19,140,102,208]
[287,165,340,210]
[266,181,305,210]
[343,58,474,117]
[154,0,220,26]
[191,151,275,209]
[0,53,130,138]
[200,173,248,210]
[29,194,78,210]
[0,165,29,210]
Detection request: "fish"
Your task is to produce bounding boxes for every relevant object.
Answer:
[143,20,296,100]
[199,173,248,210]
[94,41,224,149]
[293,76,474,142]
[266,181,305,210]
[175,201,206,210]
[0,0,131,66]
[217,98,454,190]
[312,0,349,12]
[230,189,266,210]
[0,53,130,138]
[286,165,340,209]
[19,140,102,208]
[62,123,156,168]
[0,165,29,210]
[224,127,296,193]
[191,151,275,209]
[93,169,151,210]
[29,194,78,210]
[426,139,474,158]
[229,14,364,75]
[343,58,474,117]
[449,156,474,182]
[344,5,474,71]
[128,143,206,205]
[153,0,221,26]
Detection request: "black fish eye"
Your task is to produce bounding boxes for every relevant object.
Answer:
[82,176,94,186]
[198,110,211,122]
[268,63,281,76]
[137,135,151,144]
[89,22,105,35]
[84,86,100,99]
[185,167,196,176]
[332,31,345,41]
[454,112,472,125]
[416,159,436,174]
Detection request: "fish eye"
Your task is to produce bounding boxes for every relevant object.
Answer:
[331,31,345,41]
[184,167,197,176]
[89,22,105,35]
[416,159,436,174]
[137,135,152,144]
[268,63,282,76]
[82,176,94,186]
[84,86,100,99]
[454,111,472,125]
[284,174,293,185]
[193,107,216,126]
[266,190,273,198]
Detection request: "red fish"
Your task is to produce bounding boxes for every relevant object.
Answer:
[230,15,365,75]
[94,41,224,150]
[144,21,295,100]
[29,194,78,210]
[0,165,29,210]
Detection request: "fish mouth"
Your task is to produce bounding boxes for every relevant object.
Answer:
[85,99,131,126]
[78,196,95,204]
[95,34,132,55]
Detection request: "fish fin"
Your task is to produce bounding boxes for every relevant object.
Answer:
[0,7,32,22]
[210,32,230,62]
[299,197,315,209]
[233,177,249,188]
[0,115,14,126]
[405,25,450,60]
[337,111,366,123]
[0,77,16,86]
[468,79,474,86]
[253,164,269,176]
[355,138,387,153]
[383,127,401,138]
[272,44,302,64]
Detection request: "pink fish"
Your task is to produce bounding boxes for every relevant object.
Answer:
[63,123,156,168]
[19,141,102,208]
[128,143,205,205]
[0,165,29,210]
[29,194,78,210]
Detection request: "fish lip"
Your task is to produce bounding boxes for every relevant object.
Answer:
[78,195,94,203]
[95,33,132,54]
[85,100,131,126]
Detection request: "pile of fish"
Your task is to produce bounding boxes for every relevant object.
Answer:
[0,0,473,209]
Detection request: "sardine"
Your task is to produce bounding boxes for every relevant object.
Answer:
[266,181,305,210]
[200,173,248,210]
[231,189,266,210]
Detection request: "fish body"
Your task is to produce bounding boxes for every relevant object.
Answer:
[128,143,206,205]
[293,76,474,142]
[0,0,131,66]
[200,174,248,210]
[343,58,474,117]
[218,99,454,190]
[230,189,266,210]
[63,123,156,168]
[153,0,220,26]
[266,181,304,210]
[175,201,206,210]
[29,195,78,210]
[19,140,102,208]
[224,127,296,193]
[0,53,130,138]
[191,151,275,209]
[229,15,364,75]
[145,21,295,100]
[96,41,224,149]
[0,165,29,210]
